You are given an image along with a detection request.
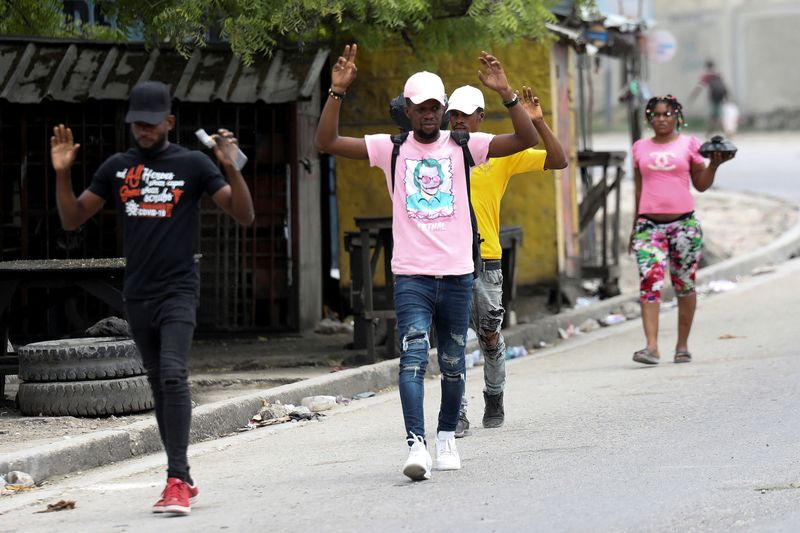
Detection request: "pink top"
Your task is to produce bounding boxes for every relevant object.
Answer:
[633,134,705,215]
[365,131,493,276]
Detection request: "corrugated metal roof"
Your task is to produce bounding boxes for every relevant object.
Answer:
[0,38,330,104]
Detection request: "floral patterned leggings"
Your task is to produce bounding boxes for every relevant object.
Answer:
[632,213,703,303]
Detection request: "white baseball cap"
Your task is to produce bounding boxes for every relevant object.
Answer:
[403,71,447,106]
[448,85,485,115]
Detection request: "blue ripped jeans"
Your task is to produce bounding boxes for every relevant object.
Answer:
[395,274,473,442]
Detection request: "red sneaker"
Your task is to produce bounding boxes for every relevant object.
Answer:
[152,477,197,515]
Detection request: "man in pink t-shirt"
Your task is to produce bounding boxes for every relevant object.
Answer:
[315,44,538,482]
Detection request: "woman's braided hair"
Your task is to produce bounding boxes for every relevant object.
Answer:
[644,94,686,130]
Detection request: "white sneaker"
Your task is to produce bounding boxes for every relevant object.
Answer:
[403,433,432,481]
[435,434,461,470]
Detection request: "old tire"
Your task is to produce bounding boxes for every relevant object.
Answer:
[18,337,145,382]
[17,375,153,417]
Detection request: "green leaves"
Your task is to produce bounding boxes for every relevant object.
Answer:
[2,0,593,63]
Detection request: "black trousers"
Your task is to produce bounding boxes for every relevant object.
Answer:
[125,293,197,483]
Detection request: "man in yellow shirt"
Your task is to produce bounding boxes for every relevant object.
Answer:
[448,84,568,435]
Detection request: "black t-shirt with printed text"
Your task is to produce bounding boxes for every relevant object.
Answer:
[89,144,227,300]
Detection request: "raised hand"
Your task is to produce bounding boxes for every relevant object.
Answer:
[210,128,240,167]
[710,151,735,167]
[51,124,81,172]
[331,44,358,93]
[477,51,512,98]
[519,86,543,122]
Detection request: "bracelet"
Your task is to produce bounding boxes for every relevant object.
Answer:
[328,88,346,101]
[503,94,519,108]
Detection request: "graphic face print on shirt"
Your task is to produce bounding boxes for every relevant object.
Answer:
[647,151,677,172]
[115,164,186,218]
[404,157,454,221]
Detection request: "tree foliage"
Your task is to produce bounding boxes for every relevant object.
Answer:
[1,0,597,63]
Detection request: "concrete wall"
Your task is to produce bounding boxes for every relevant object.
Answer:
[589,0,800,131]
[335,40,572,287]
[649,0,800,123]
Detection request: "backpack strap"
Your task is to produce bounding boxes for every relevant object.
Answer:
[390,132,409,192]
[449,130,483,278]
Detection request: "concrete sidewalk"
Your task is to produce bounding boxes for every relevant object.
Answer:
[3,203,800,486]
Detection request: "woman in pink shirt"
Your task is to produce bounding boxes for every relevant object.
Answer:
[630,95,734,365]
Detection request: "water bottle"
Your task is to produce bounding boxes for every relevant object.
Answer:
[195,128,248,171]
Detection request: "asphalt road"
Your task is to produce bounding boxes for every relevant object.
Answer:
[1,257,799,532]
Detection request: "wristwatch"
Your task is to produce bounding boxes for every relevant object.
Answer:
[503,94,519,108]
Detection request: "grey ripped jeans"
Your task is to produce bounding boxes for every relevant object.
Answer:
[461,267,506,410]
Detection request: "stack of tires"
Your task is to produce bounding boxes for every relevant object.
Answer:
[17,337,153,417]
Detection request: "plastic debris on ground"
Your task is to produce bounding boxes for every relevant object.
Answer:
[301,395,337,412]
[35,500,76,513]
[558,324,578,339]
[707,279,737,293]
[578,318,601,333]
[352,391,376,400]
[533,341,550,349]
[505,346,528,360]
[575,296,599,307]
[601,313,626,326]
[314,318,354,335]
[4,471,34,490]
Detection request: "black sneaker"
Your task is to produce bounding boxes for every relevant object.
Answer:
[455,409,470,438]
[483,391,505,428]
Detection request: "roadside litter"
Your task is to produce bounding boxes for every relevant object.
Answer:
[352,391,376,400]
[558,324,578,339]
[706,279,737,293]
[601,313,626,326]
[35,500,76,513]
[579,318,601,333]
[505,346,528,360]
[301,395,337,412]
[2,471,35,494]
[314,318,353,335]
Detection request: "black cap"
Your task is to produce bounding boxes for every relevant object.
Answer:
[125,81,171,124]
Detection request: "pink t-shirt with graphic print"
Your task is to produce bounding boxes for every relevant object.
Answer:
[633,134,705,215]
[365,131,493,276]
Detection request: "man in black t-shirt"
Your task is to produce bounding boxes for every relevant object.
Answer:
[51,81,254,516]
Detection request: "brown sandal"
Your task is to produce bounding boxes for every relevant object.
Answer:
[674,350,692,363]
[633,348,660,365]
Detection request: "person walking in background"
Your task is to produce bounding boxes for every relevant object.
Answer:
[629,95,734,366]
[314,44,538,481]
[689,60,729,136]
[51,81,255,515]
[447,84,567,437]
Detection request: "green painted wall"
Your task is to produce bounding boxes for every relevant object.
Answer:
[335,40,566,287]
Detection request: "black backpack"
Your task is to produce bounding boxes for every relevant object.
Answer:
[707,74,727,102]
[390,130,483,278]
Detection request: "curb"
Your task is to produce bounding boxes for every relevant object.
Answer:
[3,213,800,485]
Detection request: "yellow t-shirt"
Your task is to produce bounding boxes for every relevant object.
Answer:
[470,148,547,259]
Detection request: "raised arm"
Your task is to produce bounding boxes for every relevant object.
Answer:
[520,87,568,170]
[478,52,538,158]
[314,44,369,160]
[209,128,255,226]
[690,151,734,192]
[51,125,105,231]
